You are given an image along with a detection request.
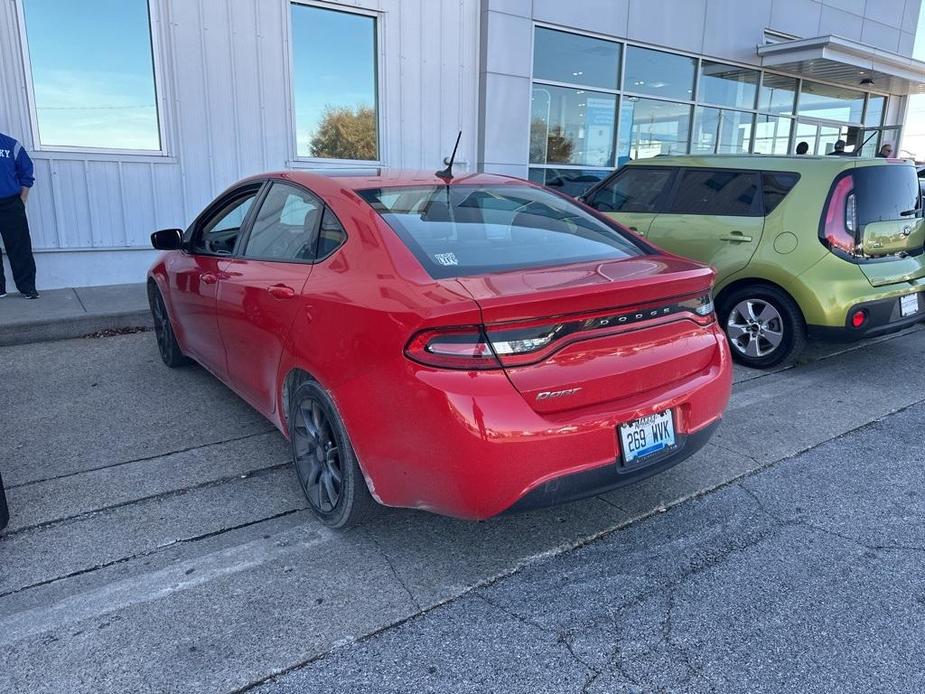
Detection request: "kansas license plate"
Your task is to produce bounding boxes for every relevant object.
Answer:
[900,294,919,318]
[619,411,676,465]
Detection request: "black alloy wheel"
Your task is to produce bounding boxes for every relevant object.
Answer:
[288,380,376,528]
[147,283,191,368]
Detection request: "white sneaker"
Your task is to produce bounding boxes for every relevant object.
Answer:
[0,292,7,298]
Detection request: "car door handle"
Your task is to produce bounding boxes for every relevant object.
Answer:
[267,284,296,299]
[200,272,218,285]
[720,232,753,243]
[628,226,638,231]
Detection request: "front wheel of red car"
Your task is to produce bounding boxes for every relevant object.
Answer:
[720,284,806,369]
[147,282,192,368]
[288,380,377,528]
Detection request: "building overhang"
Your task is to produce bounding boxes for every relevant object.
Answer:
[757,35,925,95]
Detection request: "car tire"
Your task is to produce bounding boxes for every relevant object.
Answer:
[719,284,806,369]
[147,283,192,368]
[288,379,377,528]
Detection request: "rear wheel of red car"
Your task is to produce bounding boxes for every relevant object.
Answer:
[288,380,377,528]
[720,284,806,369]
[147,283,191,368]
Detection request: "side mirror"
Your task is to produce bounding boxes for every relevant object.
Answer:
[151,228,183,251]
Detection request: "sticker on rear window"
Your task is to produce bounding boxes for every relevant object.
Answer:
[434,252,459,266]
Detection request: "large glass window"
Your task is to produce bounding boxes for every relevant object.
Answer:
[533,28,620,90]
[758,73,798,115]
[691,107,754,154]
[20,0,161,151]
[530,85,616,167]
[291,4,378,161]
[753,115,792,154]
[618,97,691,162]
[699,62,758,109]
[798,81,865,123]
[865,95,886,127]
[528,168,611,197]
[624,46,695,101]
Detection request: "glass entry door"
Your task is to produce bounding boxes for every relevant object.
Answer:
[793,119,862,155]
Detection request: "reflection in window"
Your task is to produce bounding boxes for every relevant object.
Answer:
[533,28,620,90]
[758,73,797,114]
[245,183,322,261]
[799,81,865,123]
[670,170,760,216]
[699,62,758,109]
[21,0,160,150]
[618,97,691,162]
[624,46,695,101]
[691,107,753,154]
[292,4,378,160]
[865,96,886,127]
[753,115,792,154]
[528,168,610,197]
[530,85,616,167]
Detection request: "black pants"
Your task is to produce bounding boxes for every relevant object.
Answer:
[0,194,37,295]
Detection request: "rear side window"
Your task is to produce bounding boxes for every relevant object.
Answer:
[244,182,322,261]
[586,168,674,213]
[853,165,921,224]
[358,184,647,279]
[762,172,800,215]
[670,169,761,216]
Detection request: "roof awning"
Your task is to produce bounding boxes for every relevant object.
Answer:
[757,35,925,95]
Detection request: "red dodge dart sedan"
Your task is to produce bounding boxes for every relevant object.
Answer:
[148,170,732,527]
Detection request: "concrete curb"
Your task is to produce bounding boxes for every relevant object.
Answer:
[0,310,153,347]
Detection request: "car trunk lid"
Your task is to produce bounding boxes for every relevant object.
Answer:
[454,257,720,413]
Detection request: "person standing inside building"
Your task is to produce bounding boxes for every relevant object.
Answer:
[796,141,809,155]
[828,139,850,156]
[876,143,894,158]
[0,131,38,299]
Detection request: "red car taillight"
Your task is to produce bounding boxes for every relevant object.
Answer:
[405,327,502,370]
[405,293,714,370]
[821,174,859,256]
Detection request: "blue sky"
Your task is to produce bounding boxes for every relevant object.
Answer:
[22,0,160,150]
[291,4,377,157]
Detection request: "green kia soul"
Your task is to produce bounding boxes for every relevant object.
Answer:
[582,155,925,368]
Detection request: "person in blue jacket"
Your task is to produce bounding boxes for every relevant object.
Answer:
[0,131,38,299]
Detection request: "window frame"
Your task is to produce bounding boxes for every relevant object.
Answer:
[14,0,170,157]
[528,22,893,186]
[664,167,765,218]
[185,182,265,257]
[286,0,384,167]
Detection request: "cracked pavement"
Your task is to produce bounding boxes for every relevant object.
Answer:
[1,326,924,693]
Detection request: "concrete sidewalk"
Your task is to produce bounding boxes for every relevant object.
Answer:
[0,283,151,346]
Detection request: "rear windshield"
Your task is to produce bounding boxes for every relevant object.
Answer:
[854,164,921,225]
[358,184,647,279]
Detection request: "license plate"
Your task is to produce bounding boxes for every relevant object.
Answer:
[619,411,676,465]
[900,294,919,318]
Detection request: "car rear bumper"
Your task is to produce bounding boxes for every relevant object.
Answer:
[504,419,719,514]
[807,289,925,341]
[341,326,732,520]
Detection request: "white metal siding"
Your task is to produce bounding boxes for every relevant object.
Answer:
[0,0,481,254]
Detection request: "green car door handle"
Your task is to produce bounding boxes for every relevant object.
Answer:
[720,231,753,243]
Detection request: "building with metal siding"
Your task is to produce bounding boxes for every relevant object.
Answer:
[0,0,923,290]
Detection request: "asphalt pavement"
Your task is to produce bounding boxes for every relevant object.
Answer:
[1,325,924,693]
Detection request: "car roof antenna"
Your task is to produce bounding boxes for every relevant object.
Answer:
[436,131,462,180]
